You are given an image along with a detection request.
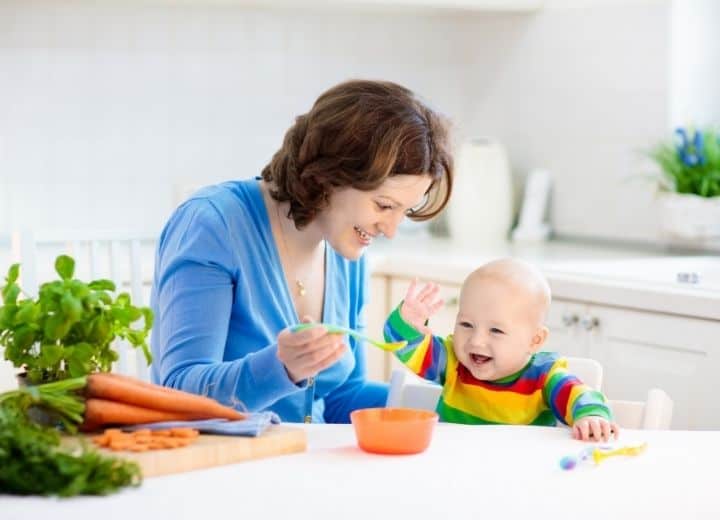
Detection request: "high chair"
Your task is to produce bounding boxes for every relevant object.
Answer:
[386,367,674,430]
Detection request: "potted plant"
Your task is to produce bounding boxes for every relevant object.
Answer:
[649,127,720,248]
[0,254,153,385]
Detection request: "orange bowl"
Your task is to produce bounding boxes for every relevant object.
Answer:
[350,407,438,455]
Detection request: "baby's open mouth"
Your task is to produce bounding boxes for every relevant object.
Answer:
[469,353,492,365]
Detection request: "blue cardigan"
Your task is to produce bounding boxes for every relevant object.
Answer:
[149,178,388,423]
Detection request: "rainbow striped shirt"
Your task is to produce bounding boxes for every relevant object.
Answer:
[383,306,611,426]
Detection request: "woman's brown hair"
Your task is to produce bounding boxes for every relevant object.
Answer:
[262,79,453,229]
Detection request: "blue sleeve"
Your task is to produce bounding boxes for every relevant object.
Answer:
[322,258,388,423]
[151,198,301,411]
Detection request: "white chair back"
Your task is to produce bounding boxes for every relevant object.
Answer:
[386,369,442,410]
[7,230,156,381]
[565,356,603,390]
[608,389,674,430]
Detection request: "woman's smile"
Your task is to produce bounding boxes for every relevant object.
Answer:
[354,225,374,246]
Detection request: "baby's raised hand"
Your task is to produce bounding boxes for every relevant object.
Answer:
[399,279,444,333]
[572,416,619,443]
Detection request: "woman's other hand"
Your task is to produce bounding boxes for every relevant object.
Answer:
[277,317,347,383]
[399,279,444,334]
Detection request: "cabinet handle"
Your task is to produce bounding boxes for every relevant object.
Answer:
[562,313,579,327]
[445,296,459,308]
[580,315,599,331]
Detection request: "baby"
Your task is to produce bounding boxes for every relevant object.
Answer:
[383,257,618,442]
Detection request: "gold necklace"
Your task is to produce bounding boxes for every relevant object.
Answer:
[275,202,307,297]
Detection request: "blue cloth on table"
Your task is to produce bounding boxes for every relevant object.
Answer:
[122,412,281,437]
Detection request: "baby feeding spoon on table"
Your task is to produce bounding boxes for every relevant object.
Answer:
[591,442,647,465]
[559,442,647,470]
[291,323,407,352]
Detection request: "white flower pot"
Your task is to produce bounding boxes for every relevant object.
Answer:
[658,192,720,249]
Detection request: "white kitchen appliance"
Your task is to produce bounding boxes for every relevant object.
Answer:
[446,138,513,246]
[512,169,552,242]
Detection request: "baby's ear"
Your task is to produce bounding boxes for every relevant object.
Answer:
[529,326,549,353]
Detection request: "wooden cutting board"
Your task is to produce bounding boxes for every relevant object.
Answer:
[68,425,307,478]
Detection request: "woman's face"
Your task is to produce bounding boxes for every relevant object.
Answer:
[317,174,433,260]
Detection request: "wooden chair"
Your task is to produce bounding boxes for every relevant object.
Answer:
[7,230,156,381]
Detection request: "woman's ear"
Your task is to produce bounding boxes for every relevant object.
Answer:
[529,326,549,353]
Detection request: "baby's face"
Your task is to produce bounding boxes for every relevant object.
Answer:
[452,276,546,381]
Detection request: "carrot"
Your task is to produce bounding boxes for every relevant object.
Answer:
[91,427,201,451]
[86,373,246,421]
[82,398,208,430]
[169,427,199,438]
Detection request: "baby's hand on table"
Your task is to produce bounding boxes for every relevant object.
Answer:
[400,279,444,334]
[572,416,619,442]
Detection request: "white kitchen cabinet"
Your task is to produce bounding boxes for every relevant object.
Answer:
[546,298,720,430]
[546,299,594,358]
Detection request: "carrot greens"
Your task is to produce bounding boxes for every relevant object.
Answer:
[0,401,141,496]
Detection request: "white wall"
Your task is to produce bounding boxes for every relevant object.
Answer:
[0,0,476,238]
[463,3,671,243]
[0,0,675,247]
[670,0,720,127]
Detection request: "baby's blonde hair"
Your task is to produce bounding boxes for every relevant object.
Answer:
[462,258,552,324]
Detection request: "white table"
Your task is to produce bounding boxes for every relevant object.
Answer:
[4,424,719,519]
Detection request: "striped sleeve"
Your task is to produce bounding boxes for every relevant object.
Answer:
[383,304,449,384]
[541,358,612,426]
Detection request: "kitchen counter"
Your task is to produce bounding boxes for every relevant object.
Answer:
[367,235,720,320]
[4,423,719,519]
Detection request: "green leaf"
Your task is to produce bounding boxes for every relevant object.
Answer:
[1,283,20,305]
[11,325,36,352]
[0,304,18,329]
[55,255,75,281]
[71,342,94,363]
[110,307,133,324]
[60,294,83,323]
[68,280,90,300]
[141,308,154,331]
[88,279,116,291]
[125,329,147,346]
[90,318,111,344]
[38,344,64,369]
[127,307,142,322]
[14,302,40,325]
[67,343,95,377]
[6,263,20,284]
[44,314,72,341]
[701,175,712,197]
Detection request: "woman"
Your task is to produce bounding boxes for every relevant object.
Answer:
[150,79,453,423]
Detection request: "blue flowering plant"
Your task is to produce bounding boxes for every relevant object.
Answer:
[649,128,720,198]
